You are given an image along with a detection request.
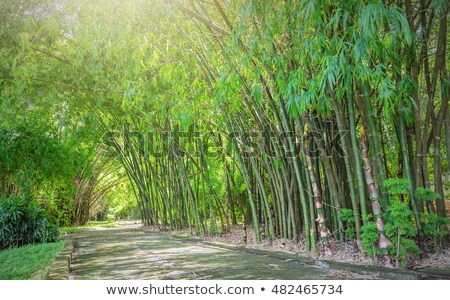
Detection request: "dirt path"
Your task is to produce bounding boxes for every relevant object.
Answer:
[69,228,334,280]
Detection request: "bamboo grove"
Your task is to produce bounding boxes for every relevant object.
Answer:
[0,0,449,266]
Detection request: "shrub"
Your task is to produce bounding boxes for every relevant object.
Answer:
[383,178,411,196]
[0,196,59,250]
[338,208,356,240]
[385,201,419,267]
[422,213,450,238]
[361,221,379,259]
[421,213,450,251]
[360,214,381,259]
[414,187,441,202]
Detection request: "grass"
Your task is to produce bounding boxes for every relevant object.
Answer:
[0,241,66,279]
[59,220,120,234]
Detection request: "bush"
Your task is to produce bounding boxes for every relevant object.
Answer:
[361,221,379,259]
[338,208,356,240]
[385,201,419,267]
[0,196,59,250]
[421,213,450,251]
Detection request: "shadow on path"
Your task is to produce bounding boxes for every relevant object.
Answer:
[69,229,333,280]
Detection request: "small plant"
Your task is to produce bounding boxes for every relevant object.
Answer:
[0,196,59,250]
[383,178,411,196]
[421,213,450,251]
[414,187,441,214]
[414,187,441,202]
[360,214,379,259]
[338,208,356,240]
[385,201,419,267]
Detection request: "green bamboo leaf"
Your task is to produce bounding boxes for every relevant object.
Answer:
[251,85,262,104]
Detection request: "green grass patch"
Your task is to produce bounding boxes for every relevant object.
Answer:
[0,241,66,279]
[59,220,120,234]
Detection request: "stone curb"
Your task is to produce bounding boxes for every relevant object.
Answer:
[313,259,424,280]
[202,240,316,264]
[200,240,429,280]
[46,240,74,280]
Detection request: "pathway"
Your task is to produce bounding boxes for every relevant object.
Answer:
[69,228,334,280]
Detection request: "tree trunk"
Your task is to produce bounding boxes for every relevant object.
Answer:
[359,127,393,267]
[304,124,332,255]
[347,85,368,224]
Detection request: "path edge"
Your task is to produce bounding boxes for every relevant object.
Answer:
[46,239,74,280]
[199,239,427,280]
